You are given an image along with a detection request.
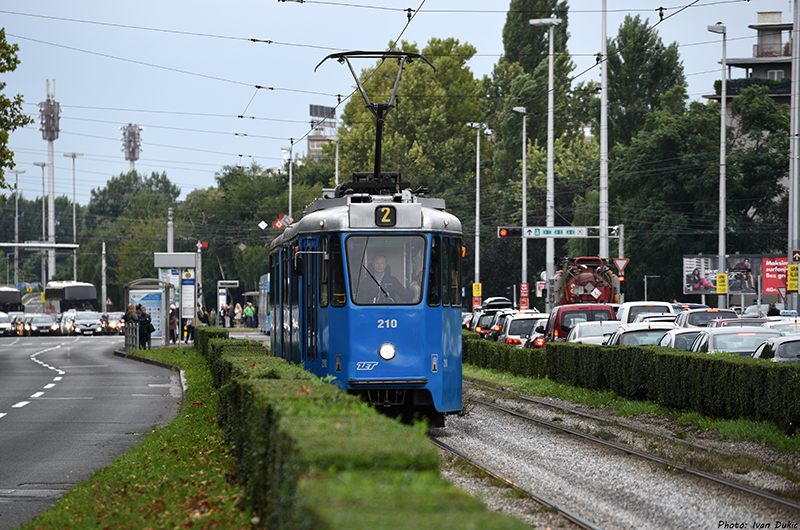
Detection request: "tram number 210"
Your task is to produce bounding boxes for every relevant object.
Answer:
[377,319,398,328]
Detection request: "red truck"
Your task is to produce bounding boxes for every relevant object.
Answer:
[548,257,620,306]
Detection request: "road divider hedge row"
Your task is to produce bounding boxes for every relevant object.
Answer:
[194,327,529,530]
[462,332,800,434]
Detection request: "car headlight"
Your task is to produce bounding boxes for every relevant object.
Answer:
[378,343,396,360]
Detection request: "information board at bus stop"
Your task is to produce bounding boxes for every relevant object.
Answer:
[129,289,163,338]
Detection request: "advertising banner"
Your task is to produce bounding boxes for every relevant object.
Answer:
[129,289,163,338]
[761,256,787,296]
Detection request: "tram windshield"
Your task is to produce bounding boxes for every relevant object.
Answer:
[346,235,426,305]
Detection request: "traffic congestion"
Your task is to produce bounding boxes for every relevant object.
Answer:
[465,296,800,361]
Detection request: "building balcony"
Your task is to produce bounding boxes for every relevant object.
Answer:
[753,42,791,57]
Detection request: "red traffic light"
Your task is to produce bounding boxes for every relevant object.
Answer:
[500,228,509,237]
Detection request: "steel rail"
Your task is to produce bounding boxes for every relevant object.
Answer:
[473,398,800,512]
[430,436,606,530]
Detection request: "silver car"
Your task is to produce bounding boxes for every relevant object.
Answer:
[72,311,104,336]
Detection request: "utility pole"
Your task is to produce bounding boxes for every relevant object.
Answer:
[64,152,83,281]
[8,169,25,287]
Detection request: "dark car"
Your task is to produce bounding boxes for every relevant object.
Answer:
[752,336,800,362]
[24,314,58,336]
[102,312,126,335]
[673,308,738,328]
[72,311,104,336]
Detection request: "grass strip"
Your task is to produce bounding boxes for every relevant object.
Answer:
[18,347,255,530]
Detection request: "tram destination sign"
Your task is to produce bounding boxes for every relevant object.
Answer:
[523,226,588,238]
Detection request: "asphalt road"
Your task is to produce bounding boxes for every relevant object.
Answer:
[0,335,182,530]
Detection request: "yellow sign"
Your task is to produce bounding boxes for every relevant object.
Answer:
[716,273,728,294]
[789,264,799,292]
[472,283,482,297]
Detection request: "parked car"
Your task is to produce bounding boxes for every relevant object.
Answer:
[672,302,710,313]
[673,308,738,328]
[752,336,800,362]
[72,311,104,336]
[537,303,618,343]
[605,322,676,346]
[498,313,549,347]
[0,311,12,336]
[566,320,622,345]
[657,328,703,350]
[615,301,677,324]
[688,328,782,356]
[761,320,800,336]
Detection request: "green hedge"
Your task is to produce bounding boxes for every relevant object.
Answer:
[192,328,528,530]
[463,335,800,434]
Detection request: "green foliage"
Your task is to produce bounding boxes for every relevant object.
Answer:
[0,29,34,195]
[501,0,569,75]
[605,14,686,147]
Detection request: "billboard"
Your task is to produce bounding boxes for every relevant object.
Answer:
[683,254,784,296]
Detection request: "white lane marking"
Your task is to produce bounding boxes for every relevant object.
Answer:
[12,402,29,408]
[43,384,55,389]
[53,377,62,381]
[30,392,44,398]
[0,413,6,419]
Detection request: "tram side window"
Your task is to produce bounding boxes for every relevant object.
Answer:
[269,252,276,309]
[330,235,346,307]
[427,235,441,306]
[283,248,290,309]
[320,237,328,308]
[451,237,462,306]
[291,243,299,309]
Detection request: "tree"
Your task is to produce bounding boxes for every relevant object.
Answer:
[606,15,685,147]
[85,171,180,228]
[608,85,788,301]
[0,29,34,196]
[502,0,569,75]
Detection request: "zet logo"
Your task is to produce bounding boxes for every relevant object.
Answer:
[356,362,379,370]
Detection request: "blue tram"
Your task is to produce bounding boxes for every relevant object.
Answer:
[269,175,463,426]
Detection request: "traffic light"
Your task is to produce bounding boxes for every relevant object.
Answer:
[497,227,522,238]
[619,275,626,294]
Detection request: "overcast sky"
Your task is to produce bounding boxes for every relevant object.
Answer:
[3,0,792,206]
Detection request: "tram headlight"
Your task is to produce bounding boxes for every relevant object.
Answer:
[378,343,396,360]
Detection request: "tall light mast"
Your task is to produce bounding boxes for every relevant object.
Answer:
[39,80,60,281]
[121,123,143,171]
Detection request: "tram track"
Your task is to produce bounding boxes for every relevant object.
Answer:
[463,379,800,513]
[430,435,606,530]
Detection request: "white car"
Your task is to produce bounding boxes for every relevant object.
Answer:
[605,322,677,346]
[566,320,622,344]
[615,301,677,324]
[657,328,703,350]
[0,311,11,336]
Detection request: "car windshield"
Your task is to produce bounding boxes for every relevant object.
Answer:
[688,311,736,326]
[75,312,100,321]
[560,309,615,333]
[0,315,8,324]
[628,305,670,322]
[577,321,621,337]
[33,316,54,324]
[772,323,800,336]
[507,318,540,336]
[713,332,776,353]
[619,329,668,345]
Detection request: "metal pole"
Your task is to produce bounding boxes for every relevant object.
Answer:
[599,0,609,258]
[47,141,56,281]
[719,28,728,310]
[288,140,293,218]
[468,122,482,285]
[546,23,556,305]
[789,1,800,311]
[34,162,48,286]
[8,169,24,287]
[102,240,107,313]
[64,153,83,281]
[522,112,527,286]
[167,207,174,253]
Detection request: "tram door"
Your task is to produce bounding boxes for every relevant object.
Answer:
[301,237,319,372]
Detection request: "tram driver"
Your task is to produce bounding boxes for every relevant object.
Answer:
[357,254,414,304]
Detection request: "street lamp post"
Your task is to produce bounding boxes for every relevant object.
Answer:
[34,161,50,285]
[511,107,528,287]
[467,122,488,289]
[709,23,727,309]
[8,169,25,287]
[530,17,562,310]
[64,152,83,281]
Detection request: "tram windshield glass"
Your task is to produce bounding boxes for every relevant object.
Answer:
[346,235,426,305]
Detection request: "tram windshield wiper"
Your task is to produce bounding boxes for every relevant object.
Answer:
[362,264,393,302]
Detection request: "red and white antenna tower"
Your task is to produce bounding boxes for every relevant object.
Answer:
[120,123,143,171]
[39,79,60,281]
